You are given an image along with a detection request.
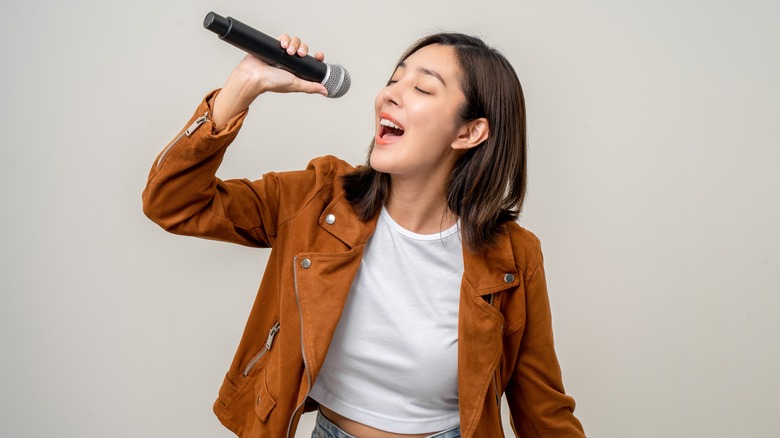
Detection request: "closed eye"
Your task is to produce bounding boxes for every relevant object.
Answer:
[385,79,432,95]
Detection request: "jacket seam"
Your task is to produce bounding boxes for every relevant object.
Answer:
[524,258,542,288]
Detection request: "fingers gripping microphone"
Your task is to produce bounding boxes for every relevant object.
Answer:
[203,12,351,98]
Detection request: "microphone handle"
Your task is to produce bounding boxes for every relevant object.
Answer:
[203,12,328,83]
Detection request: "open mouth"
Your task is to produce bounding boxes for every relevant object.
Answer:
[379,117,405,141]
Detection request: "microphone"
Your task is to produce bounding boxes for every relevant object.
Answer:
[203,12,351,98]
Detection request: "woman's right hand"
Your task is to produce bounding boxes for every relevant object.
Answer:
[211,35,327,129]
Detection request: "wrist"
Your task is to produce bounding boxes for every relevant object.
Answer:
[213,77,262,129]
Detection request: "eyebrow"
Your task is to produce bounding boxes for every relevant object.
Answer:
[396,61,447,86]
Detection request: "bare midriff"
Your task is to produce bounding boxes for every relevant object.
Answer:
[319,405,438,438]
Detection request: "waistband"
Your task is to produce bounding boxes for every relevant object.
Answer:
[313,410,461,438]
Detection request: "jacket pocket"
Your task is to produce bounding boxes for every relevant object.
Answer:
[242,320,280,377]
[254,371,277,423]
[218,320,280,411]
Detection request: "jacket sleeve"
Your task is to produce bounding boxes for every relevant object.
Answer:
[141,90,323,248]
[505,255,586,437]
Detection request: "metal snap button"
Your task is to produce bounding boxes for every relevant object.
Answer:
[504,273,515,284]
[302,258,312,269]
[325,214,336,225]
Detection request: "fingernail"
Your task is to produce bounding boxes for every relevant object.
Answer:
[287,47,295,55]
[297,48,305,55]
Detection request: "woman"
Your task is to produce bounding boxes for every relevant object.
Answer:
[143,32,585,438]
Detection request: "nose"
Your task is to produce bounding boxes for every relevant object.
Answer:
[382,82,401,107]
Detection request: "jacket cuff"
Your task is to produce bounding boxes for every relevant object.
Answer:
[204,88,248,136]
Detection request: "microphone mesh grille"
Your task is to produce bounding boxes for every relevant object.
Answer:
[323,64,351,98]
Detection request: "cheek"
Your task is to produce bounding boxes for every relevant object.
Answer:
[409,103,460,143]
[411,99,458,129]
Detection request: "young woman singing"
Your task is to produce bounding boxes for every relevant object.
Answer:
[143,32,585,438]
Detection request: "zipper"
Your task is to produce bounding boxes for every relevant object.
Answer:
[156,111,209,170]
[242,321,280,377]
[287,256,312,438]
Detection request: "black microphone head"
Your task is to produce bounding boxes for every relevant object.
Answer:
[323,64,351,98]
[204,12,231,37]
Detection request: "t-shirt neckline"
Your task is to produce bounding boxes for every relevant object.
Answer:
[380,206,460,241]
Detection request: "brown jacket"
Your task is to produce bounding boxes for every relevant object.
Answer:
[142,91,585,437]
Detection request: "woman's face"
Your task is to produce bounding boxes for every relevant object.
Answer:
[370,44,467,183]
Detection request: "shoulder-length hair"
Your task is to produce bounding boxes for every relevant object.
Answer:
[342,32,527,252]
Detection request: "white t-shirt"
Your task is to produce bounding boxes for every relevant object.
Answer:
[309,206,464,434]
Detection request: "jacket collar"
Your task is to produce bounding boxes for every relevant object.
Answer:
[320,192,520,295]
[319,192,380,249]
[462,226,520,297]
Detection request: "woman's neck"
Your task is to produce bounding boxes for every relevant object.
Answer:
[385,176,457,235]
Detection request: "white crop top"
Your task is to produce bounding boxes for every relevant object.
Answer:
[309,207,464,434]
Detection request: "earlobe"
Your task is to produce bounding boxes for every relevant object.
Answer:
[453,118,490,150]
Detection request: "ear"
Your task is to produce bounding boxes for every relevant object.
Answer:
[452,118,490,150]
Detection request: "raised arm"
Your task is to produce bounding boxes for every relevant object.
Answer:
[142,36,328,247]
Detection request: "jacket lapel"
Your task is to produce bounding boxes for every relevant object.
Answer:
[458,228,519,437]
[296,194,380,380]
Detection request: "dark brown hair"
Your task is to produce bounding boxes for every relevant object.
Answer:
[342,33,527,252]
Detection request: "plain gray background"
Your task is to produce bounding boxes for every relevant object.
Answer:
[1,0,778,436]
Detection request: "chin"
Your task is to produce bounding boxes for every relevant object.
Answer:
[368,150,389,173]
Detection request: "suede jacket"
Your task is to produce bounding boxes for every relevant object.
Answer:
[142,91,585,437]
